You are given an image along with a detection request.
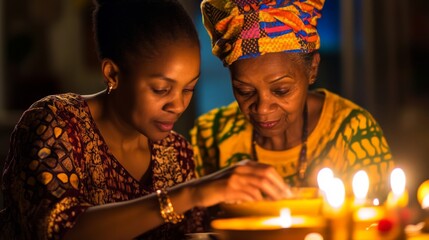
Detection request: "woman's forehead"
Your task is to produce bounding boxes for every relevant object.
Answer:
[231,52,303,71]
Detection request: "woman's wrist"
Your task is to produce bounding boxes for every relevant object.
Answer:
[156,189,184,224]
[189,177,224,207]
[186,179,205,207]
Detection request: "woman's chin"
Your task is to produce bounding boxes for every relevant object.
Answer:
[148,131,171,142]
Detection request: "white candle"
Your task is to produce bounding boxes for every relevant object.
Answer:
[387,168,408,208]
[325,178,346,209]
[352,170,369,206]
[317,168,334,193]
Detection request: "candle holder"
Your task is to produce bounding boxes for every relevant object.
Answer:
[352,205,387,240]
[211,215,327,240]
[220,187,322,218]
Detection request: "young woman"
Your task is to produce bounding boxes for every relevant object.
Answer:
[0,0,289,239]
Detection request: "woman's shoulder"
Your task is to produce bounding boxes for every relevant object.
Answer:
[16,93,89,129]
[29,93,84,111]
[316,88,380,128]
[316,88,370,116]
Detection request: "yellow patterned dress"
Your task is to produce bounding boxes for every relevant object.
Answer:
[191,89,394,199]
[0,93,205,240]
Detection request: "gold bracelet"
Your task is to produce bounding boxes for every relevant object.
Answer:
[156,189,184,224]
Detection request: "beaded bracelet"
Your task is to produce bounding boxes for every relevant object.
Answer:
[156,189,184,224]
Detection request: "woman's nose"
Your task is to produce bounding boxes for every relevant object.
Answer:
[252,93,274,114]
[165,93,186,114]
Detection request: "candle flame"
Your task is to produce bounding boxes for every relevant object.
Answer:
[325,178,345,208]
[352,170,369,200]
[317,168,334,192]
[263,208,292,228]
[279,208,292,228]
[422,195,429,209]
[373,198,380,206]
[390,168,406,196]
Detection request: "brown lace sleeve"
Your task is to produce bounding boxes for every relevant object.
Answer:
[2,105,91,240]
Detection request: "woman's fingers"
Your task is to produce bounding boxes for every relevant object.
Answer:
[225,172,265,202]
[233,161,292,199]
[195,160,293,206]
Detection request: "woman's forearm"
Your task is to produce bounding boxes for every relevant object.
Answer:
[63,161,289,239]
[64,186,196,240]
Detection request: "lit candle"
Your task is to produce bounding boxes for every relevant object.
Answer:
[211,208,327,240]
[317,168,334,193]
[350,169,392,240]
[325,177,346,211]
[321,177,351,240]
[386,168,408,208]
[417,180,429,208]
[383,168,409,239]
[352,205,386,240]
[220,187,323,217]
[417,180,429,233]
[352,170,370,206]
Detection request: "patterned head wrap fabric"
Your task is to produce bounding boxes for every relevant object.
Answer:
[201,0,325,66]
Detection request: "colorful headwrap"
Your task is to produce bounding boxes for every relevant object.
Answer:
[201,0,325,66]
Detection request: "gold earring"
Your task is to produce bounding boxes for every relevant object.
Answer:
[107,84,113,94]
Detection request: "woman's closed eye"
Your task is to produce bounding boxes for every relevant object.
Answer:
[234,87,256,97]
[183,88,195,94]
[272,88,290,96]
[152,88,170,95]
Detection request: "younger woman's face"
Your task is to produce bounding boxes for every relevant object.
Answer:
[113,40,200,141]
[229,52,316,138]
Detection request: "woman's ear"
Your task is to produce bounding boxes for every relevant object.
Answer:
[309,52,320,85]
[101,59,120,91]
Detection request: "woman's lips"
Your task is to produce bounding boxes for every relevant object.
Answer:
[155,121,175,132]
[255,120,279,129]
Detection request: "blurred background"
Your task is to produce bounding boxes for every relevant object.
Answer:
[0,0,428,214]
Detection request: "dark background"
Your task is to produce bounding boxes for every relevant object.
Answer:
[0,0,428,220]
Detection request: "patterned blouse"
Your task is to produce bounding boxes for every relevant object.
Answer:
[1,93,205,240]
[191,89,394,199]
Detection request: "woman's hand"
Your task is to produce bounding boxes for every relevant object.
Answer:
[191,160,292,207]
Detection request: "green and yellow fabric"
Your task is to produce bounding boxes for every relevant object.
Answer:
[191,89,394,198]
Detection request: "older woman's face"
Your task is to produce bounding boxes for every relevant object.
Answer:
[229,52,314,137]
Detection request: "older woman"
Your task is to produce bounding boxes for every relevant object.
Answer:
[191,0,394,198]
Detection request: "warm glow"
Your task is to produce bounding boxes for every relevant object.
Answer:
[352,170,369,200]
[373,198,380,206]
[304,233,324,240]
[390,168,406,196]
[317,168,334,192]
[211,215,325,232]
[417,180,429,206]
[386,190,409,208]
[354,207,384,221]
[280,208,292,228]
[325,178,345,208]
[422,195,429,209]
[263,208,292,228]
